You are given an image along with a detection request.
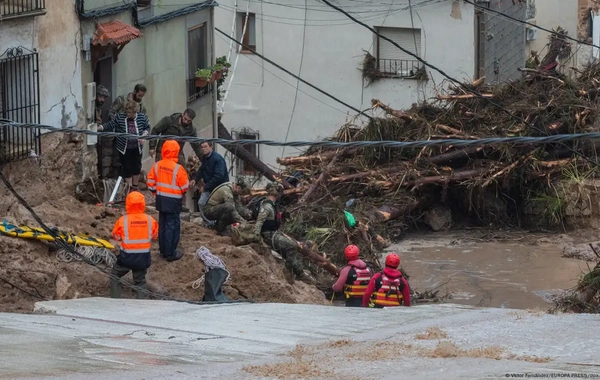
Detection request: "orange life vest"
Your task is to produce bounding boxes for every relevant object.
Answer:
[116,214,153,253]
[343,265,372,299]
[369,272,404,308]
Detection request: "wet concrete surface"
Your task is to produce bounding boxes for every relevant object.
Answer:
[393,233,589,309]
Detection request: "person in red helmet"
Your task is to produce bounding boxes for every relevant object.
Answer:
[332,245,373,307]
[362,253,411,307]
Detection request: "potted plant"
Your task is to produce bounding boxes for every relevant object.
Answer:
[216,56,231,74]
[195,68,212,88]
[212,63,224,80]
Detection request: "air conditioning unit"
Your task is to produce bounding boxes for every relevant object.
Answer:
[526,27,538,41]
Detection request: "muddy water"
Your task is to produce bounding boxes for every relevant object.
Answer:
[394,235,589,309]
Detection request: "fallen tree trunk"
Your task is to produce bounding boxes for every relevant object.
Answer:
[277,149,357,166]
[370,199,430,223]
[428,147,485,165]
[296,240,340,276]
[436,94,493,100]
[329,166,407,183]
[218,120,293,189]
[297,150,342,204]
[408,169,484,188]
[371,99,413,121]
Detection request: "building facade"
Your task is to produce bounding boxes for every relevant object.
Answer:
[213,0,526,182]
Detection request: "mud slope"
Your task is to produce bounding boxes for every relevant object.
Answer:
[0,135,326,312]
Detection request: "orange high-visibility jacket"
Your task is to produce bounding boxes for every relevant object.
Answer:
[147,140,189,212]
[112,191,158,269]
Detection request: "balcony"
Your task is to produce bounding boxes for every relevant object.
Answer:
[377,59,426,80]
[186,79,212,103]
[0,0,46,20]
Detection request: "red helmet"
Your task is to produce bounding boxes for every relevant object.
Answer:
[344,245,360,261]
[385,253,400,268]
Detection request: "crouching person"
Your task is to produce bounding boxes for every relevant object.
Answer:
[110,191,158,299]
[363,253,411,308]
[202,177,251,235]
[332,245,372,307]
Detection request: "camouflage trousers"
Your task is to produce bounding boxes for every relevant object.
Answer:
[203,203,245,232]
[262,231,304,276]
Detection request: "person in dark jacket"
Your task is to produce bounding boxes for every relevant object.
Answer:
[148,109,202,163]
[363,253,411,308]
[110,191,158,299]
[98,100,150,191]
[190,142,230,210]
[147,140,189,262]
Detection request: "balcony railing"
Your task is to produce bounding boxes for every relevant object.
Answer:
[186,79,212,103]
[377,59,424,78]
[0,0,46,19]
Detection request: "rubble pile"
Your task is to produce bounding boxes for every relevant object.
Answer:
[263,63,600,276]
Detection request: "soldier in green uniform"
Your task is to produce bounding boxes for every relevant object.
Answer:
[148,109,202,164]
[252,182,316,285]
[202,178,251,235]
[110,84,148,118]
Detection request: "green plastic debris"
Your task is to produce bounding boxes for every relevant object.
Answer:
[344,210,357,228]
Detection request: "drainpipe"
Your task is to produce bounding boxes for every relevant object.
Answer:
[211,5,218,140]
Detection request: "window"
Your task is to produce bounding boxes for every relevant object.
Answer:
[187,24,211,103]
[0,47,41,164]
[376,27,423,78]
[237,12,256,52]
[233,128,260,176]
[0,0,46,19]
[137,0,151,7]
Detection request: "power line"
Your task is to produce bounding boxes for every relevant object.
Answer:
[214,27,372,119]
[0,168,252,306]
[0,274,48,301]
[463,0,600,51]
[6,121,600,149]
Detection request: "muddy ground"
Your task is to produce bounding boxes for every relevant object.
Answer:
[0,135,326,313]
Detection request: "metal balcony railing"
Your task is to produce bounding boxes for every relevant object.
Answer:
[377,59,424,78]
[186,78,212,103]
[0,0,46,19]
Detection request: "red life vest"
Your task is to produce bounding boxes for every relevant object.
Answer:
[343,265,372,299]
[369,272,404,308]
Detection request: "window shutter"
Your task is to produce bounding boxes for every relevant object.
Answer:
[378,27,421,61]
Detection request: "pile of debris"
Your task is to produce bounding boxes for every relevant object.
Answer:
[553,245,600,313]
[256,62,600,275]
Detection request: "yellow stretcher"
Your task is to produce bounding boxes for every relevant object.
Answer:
[0,220,115,249]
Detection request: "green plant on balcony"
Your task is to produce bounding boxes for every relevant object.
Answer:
[194,68,212,88]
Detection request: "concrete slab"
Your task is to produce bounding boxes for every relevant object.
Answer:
[0,298,599,379]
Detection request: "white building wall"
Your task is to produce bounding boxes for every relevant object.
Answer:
[0,0,83,128]
[214,0,475,176]
[526,0,581,71]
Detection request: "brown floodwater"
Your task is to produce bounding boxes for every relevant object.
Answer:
[395,237,589,309]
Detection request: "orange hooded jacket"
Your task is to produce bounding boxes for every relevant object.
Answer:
[112,191,158,269]
[147,140,189,213]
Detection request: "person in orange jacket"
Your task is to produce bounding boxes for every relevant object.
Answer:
[111,191,158,299]
[332,245,373,307]
[362,253,411,308]
[146,140,189,262]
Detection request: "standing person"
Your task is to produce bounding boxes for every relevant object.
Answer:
[98,100,150,191]
[252,182,316,285]
[332,245,373,307]
[95,85,110,124]
[148,109,202,164]
[110,84,148,118]
[362,253,411,308]
[146,140,189,262]
[190,142,229,210]
[110,191,158,299]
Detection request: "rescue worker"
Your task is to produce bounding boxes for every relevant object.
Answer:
[110,191,158,299]
[253,182,316,285]
[146,140,189,262]
[95,85,110,124]
[362,253,411,308]
[148,109,202,163]
[332,245,372,307]
[202,177,250,235]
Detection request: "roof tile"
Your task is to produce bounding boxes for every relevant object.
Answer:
[92,20,143,47]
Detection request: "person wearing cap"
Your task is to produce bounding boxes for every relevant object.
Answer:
[95,85,111,124]
[252,182,316,285]
[202,177,251,235]
[332,245,373,307]
[363,253,411,307]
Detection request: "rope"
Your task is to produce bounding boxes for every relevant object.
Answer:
[6,120,600,149]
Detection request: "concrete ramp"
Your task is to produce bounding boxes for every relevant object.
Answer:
[0,298,599,379]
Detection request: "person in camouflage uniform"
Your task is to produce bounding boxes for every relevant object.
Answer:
[148,109,202,163]
[253,182,316,285]
[110,84,148,118]
[202,177,251,235]
[95,85,110,124]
